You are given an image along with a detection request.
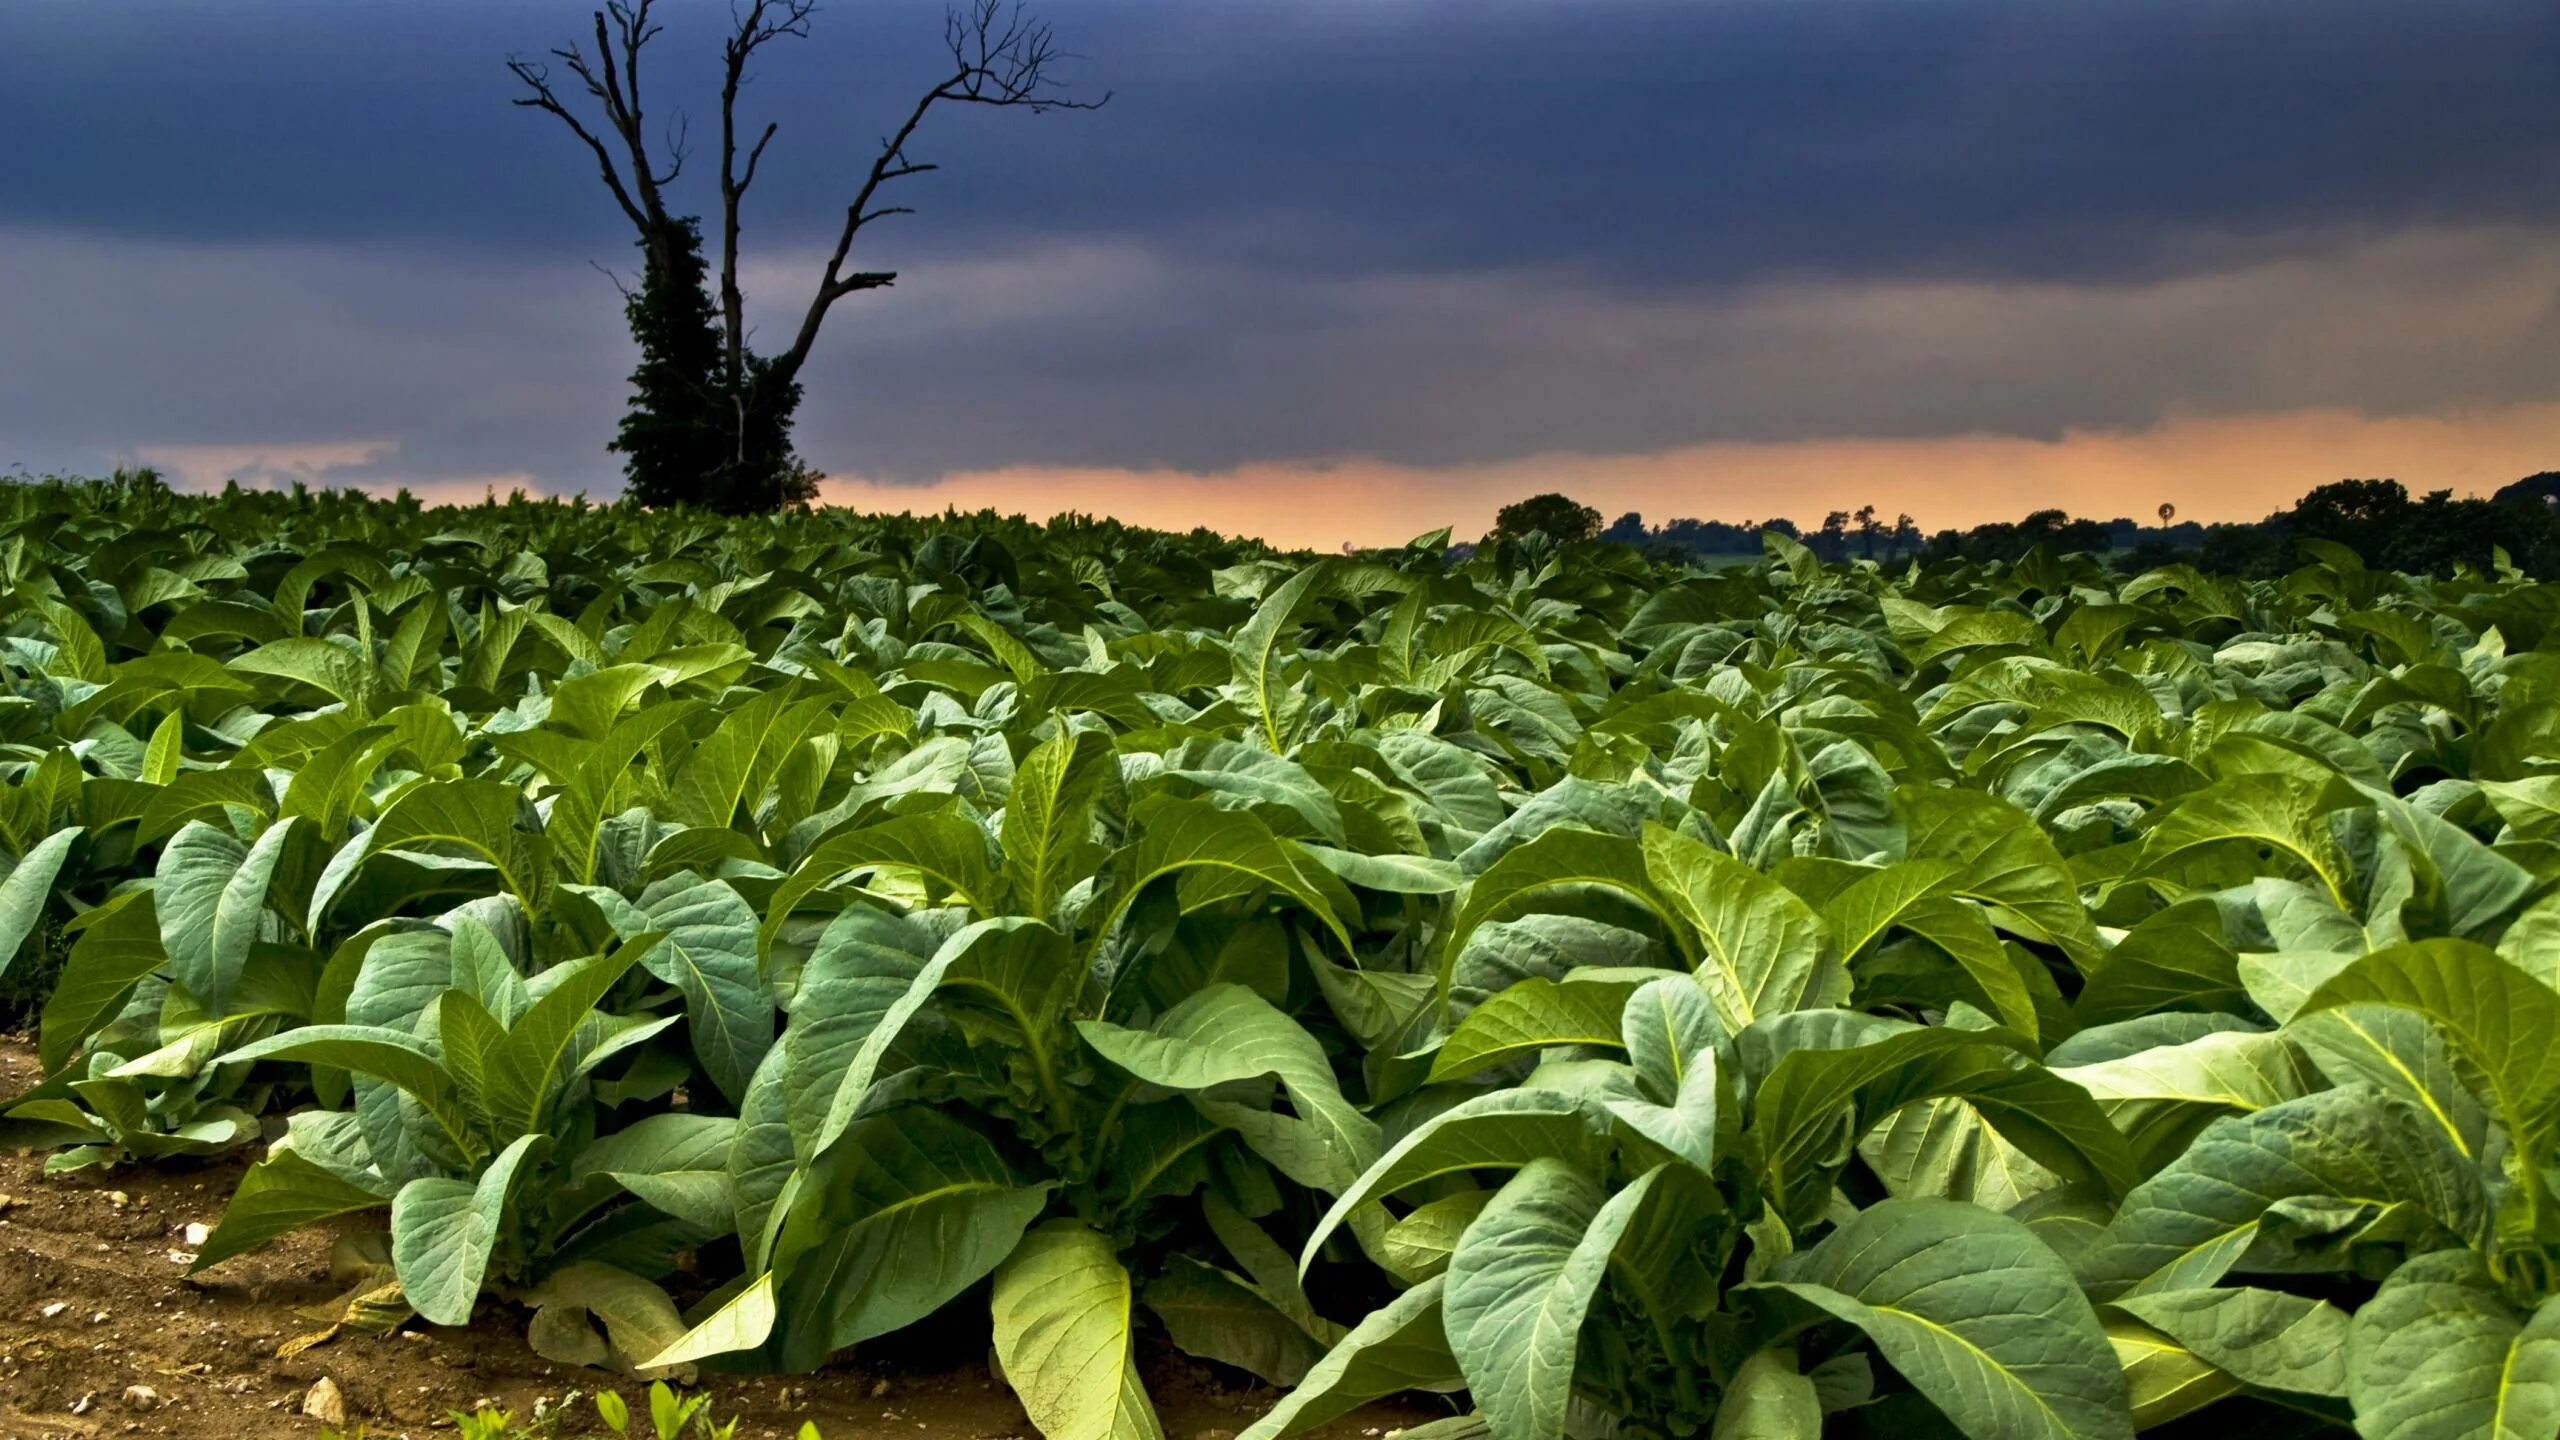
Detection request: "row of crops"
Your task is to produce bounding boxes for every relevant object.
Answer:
[4,475,2560,1439]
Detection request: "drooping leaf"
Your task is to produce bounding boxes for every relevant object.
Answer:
[1427,975,1635,1085]
[1237,1277,1463,1440]
[193,1146,391,1271]
[1079,983,1380,1194]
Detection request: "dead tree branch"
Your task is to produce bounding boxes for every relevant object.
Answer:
[771,0,1109,383]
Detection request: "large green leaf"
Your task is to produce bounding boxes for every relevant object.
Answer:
[39,887,161,1072]
[1079,983,1380,1193]
[2052,1027,2321,1168]
[2106,1316,2239,1431]
[570,1112,738,1232]
[1749,1198,2132,1440]
[763,809,998,951]
[633,876,773,1105]
[1440,828,1686,994]
[230,636,376,711]
[314,778,545,922]
[991,1221,1166,1440]
[791,916,1074,1170]
[1640,825,1838,1030]
[1201,1191,1341,1344]
[2297,940,2560,1242]
[2345,1250,2560,1440]
[549,701,702,884]
[645,1272,778,1371]
[1093,794,1355,963]
[0,826,80,982]
[1858,1095,2058,1212]
[479,938,657,1137]
[1237,1277,1463,1440]
[192,1146,390,1271]
[224,1023,476,1155]
[2115,1286,2349,1401]
[770,1106,1051,1368]
[1002,726,1119,918]
[1380,1189,1494,1284]
[2138,774,2356,910]
[1302,1088,1612,1269]
[155,819,263,1013]
[1444,1159,1655,1440]
[1229,559,1334,752]
[1144,1256,1328,1387]
[1749,1020,2134,1222]
[1818,858,1963,966]
[390,1133,542,1327]
[669,686,833,830]
[1619,973,1725,1102]
[1711,1348,1823,1439]
[1427,975,1635,1085]
[2248,951,2488,1163]
[1899,786,2104,962]
[2077,1087,2486,1300]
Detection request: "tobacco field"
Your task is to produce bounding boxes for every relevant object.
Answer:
[7,472,2560,1440]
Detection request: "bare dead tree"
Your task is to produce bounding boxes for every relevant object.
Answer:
[507,0,1104,511]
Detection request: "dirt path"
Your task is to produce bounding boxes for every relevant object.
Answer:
[0,1041,1444,1440]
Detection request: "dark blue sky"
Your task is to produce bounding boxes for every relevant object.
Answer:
[5,0,2558,533]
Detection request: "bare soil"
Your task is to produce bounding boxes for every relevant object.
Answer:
[0,1040,1444,1440]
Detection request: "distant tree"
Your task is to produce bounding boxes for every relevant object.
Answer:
[1818,510,1851,561]
[1854,504,1880,560]
[1601,510,1649,545]
[1493,492,1603,543]
[2289,478,2413,551]
[510,0,1103,513]
[1891,512,1916,559]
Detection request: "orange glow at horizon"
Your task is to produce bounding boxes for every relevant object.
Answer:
[812,403,2560,550]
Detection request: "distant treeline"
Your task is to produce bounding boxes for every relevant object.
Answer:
[1529,471,2560,577]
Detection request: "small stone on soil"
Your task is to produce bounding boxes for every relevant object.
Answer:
[122,1385,163,1411]
[302,1376,349,1425]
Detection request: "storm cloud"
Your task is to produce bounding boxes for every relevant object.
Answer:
[4,0,2557,516]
